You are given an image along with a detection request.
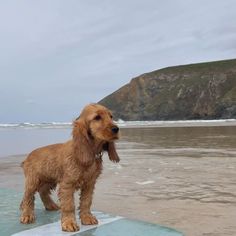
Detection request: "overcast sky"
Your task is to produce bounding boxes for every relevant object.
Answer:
[0,0,236,123]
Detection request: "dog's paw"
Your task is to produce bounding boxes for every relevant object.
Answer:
[81,213,98,225]
[62,219,80,232]
[20,214,35,224]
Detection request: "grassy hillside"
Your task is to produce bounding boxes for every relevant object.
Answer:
[99,59,236,120]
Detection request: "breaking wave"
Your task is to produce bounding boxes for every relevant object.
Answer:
[0,119,235,129]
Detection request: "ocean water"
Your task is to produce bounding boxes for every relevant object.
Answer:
[0,122,236,235]
[0,127,71,157]
[0,120,236,157]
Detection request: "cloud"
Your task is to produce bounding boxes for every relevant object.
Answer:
[0,0,236,122]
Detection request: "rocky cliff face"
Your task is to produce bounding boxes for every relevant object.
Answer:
[99,59,236,120]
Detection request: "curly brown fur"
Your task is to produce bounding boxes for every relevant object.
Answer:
[20,104,120,232]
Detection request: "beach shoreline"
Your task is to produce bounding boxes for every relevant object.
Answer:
[0,126,236,236]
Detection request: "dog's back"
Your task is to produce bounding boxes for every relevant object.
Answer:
[22,141,72,182]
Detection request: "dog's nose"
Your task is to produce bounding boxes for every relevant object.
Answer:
[111,126,119,134]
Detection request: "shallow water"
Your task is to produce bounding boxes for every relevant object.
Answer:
[0,128,71,157]
[117,127,236,203]
[0,125,236,235]
[0,125,235,157]
[98,126,236,235]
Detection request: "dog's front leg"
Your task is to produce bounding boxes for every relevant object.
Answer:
[79,181,98,225]
[58,181,80,232]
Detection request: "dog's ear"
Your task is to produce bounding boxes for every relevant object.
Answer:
[72,119,93,165]
[104,142,120,163]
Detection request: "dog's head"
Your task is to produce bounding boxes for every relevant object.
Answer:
[77,103,119,141]
[73,104,120,165]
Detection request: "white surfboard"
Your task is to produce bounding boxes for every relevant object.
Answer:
[12,212,123,236]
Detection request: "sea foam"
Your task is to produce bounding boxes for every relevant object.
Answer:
[0,119,235,129]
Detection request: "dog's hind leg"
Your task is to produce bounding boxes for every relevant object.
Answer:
[20,177,38,224]
[39,182,60,211]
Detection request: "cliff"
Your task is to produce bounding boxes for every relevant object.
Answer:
[99,59,236,120]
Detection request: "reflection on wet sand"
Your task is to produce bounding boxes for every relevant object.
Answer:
[97,126,236,236]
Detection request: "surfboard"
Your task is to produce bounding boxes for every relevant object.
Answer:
[0,188,183,236]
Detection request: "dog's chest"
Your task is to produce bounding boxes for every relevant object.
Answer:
[75,160,103,189]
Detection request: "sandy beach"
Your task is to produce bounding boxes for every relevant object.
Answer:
[0,125,236,236]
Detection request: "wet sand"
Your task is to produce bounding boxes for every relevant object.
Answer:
[0,126,236,236]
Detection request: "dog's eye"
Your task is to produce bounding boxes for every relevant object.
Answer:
[94,115,101,121]
[110,115,113,119]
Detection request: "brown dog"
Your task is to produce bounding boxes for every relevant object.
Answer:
[20,104,120,232]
